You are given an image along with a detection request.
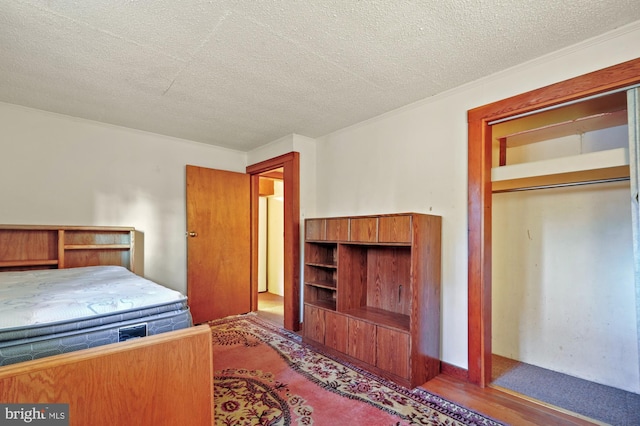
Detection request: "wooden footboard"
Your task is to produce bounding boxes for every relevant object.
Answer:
[0,325,213,426]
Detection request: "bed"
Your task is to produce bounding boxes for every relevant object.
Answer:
[0,265,192,365]
[0,225,213,425]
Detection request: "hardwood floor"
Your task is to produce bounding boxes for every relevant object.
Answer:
[421,374,602,426]
[256,291,284,327]
[256,299,600,425]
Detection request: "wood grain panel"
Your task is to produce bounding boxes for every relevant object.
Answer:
[376,327,410,379]
[304,242,336,267]
[410,214,442,387]
[0,230,57,263]
[64,250,131,269]
[303,304,325,344]
[0,326,213,426]
[347,317,376,365]
[366,247,411,315]
[325,310,349,353]
[349,217,378,242]
[342,306,409,331]
[326,218,349,241]
[305,219,325,240]
[186,165,251,323]
[378,215,412,243]
[64,230,131,245]
[337,245,367,311]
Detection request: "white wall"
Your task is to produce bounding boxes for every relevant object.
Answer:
[0,106,313,307]
[0,102,246,294]
[247,132,317,221]
[267,181,285,296]
[315,21,640,370]
[493,181,638,392]
[258,196,268,292]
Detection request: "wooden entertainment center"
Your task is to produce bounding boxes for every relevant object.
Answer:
[302,213,441,388]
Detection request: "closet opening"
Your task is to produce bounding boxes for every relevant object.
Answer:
[467,58,640,424]
[489,92,639,422]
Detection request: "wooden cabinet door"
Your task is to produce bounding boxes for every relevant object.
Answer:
[378,215,412,243]
[304,305,325,344]
[349,217,378,242]
[376,327,410,379]
[186,165,251,324]
[305,219,325,240]
[326,218,349,241]
[324,311,348,353]
[347,318,376,365]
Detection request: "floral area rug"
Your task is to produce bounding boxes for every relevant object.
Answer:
[210,313,505,426]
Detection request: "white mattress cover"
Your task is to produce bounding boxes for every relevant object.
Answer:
[0,266,186,329]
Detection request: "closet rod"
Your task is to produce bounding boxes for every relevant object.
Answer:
[488,83,640,126]
[492,177,630,194]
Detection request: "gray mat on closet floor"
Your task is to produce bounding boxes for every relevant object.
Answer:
[492,358,640,426]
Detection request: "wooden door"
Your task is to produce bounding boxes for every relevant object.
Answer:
[186,165,251,324]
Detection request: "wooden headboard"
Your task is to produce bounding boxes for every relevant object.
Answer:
[0,225,135,273]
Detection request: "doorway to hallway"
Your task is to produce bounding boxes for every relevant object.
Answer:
[257,172,284,327]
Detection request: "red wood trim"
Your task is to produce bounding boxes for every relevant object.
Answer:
[440,362,469,382]
[283,153,301,331]
[246,152,297,174]
[249,173,260,313]
[58,229,65,269]
[467,57,640,387]
[467,116,493,387]
[469,57,640,123]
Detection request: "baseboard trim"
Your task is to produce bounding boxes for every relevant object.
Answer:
[440,362,469,382]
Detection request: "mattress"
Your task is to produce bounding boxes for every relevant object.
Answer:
[0,266,192,365]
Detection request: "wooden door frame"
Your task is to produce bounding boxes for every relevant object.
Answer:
[247,152,301,331]
[467,57,640,386]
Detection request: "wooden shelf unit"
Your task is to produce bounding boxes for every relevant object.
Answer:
[303,213,441,388]
[0,225,135,272]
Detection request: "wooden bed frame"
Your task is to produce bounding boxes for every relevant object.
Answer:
[0,225,213,425]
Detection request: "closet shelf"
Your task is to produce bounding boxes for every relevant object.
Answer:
[492,147,630,192]
[500,109,628,148]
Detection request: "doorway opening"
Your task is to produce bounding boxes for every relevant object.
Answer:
[247,152,300,332]
[256,170,285,327]
[467,58,640,387]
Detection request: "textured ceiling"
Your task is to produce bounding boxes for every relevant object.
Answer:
[1,1,639,151]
